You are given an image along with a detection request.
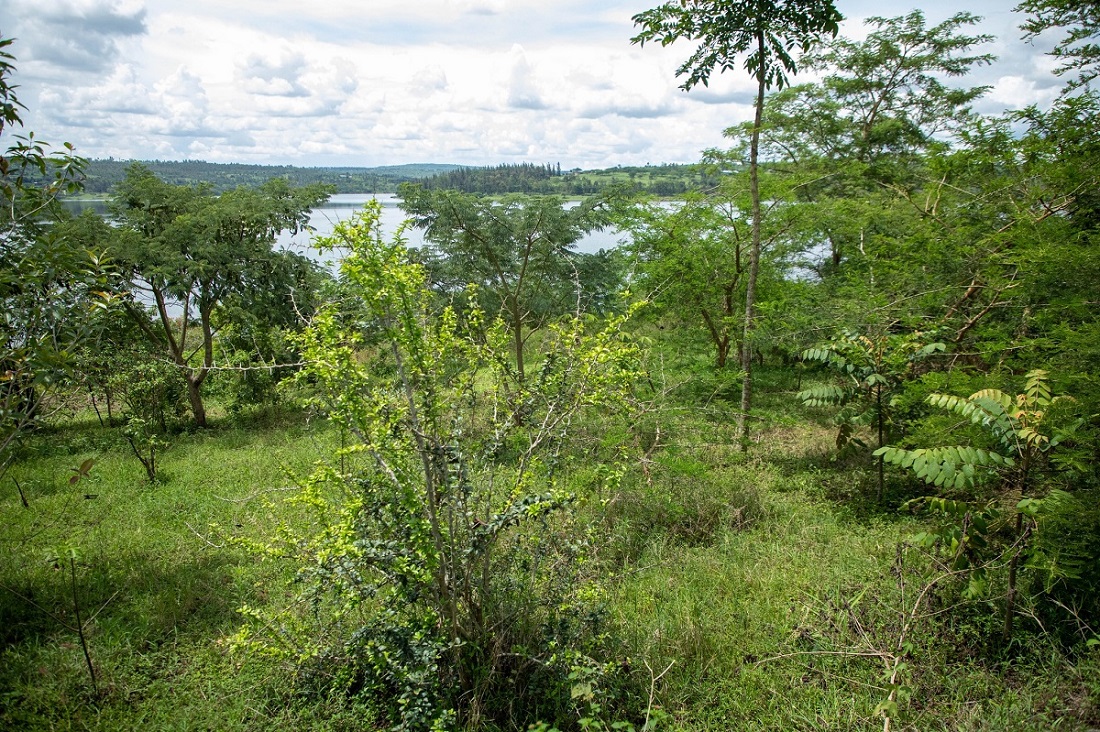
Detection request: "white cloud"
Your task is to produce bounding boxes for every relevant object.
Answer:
[411,64,450,95]
[0,0,1074,168]
[986,75,1060,110]
[2,0,147,73]
[239,52,310,97]
[447,0,506,15]
[506,45,547,110]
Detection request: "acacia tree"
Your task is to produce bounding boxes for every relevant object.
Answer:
[622,197,747,368]
[741,11,994,285]
[109,164,330,427]
[632,0,842,448]
[398,185,609,386]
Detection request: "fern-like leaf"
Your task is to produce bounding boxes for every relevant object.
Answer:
[798,384,850,407]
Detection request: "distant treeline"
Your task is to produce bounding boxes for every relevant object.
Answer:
[79,160,463,194]
[70,159,715,197]
[420,162,719,196]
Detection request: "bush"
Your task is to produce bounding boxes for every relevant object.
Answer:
[233,205,647,731]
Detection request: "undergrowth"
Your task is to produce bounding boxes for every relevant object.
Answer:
[1,366,1097,729]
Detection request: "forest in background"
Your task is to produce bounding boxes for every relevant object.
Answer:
[76,160,464,194]
[3,2,1100,731]
[74,159,714,197]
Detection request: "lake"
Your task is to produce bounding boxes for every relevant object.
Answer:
[276,194,628,262]
[66,193,631,264]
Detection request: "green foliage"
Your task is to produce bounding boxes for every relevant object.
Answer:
[618,196,752,369]
[235,203,645,730]
[78,159,457,194]
[731,11,1000,349]
[630,0,843,92]
[877,370,1085,493]
[802,11,994,167]
[399,185,614,385]
[878,446,1012,490]
[120,416,169,483]
[419,161,716,197]
[799,329,944,498]
[1,36,114,486]
[1018,0,1100,89]
[107,163,332,426]
[633,0,842,449]
[879,370,1089,642]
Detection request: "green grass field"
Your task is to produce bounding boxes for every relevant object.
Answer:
[2,374,1097,730]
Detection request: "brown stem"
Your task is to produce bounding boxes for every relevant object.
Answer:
[69,557,99,697]
[876,384,885,502]
[1002,511,1025,644]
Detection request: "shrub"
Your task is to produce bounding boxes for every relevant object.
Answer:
[233,204,646,730]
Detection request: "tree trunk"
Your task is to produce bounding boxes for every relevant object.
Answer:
[1002,511,1024,643]
[876,384,885,502]
[513,316,525,387]
[186,376,208,428]
[737,38,766,451]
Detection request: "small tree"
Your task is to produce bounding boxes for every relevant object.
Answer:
[398,185,610,387]
[1,36,112,483]
[876,370,1085,641]
[799,329,945,500]
[620,195,751,369]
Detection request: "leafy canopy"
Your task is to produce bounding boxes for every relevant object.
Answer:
[1018,0,1100,89]
[631,0,843,90]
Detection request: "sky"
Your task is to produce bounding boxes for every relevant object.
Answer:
[0,0,1066,170]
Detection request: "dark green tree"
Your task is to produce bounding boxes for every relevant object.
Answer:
[1,36,111,484]
[741,11,994,277]
[631,0,842,447]
[108,164,331,427]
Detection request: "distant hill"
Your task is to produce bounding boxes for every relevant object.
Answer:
[79,160,467,194]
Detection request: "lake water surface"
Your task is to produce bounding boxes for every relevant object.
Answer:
[66,193,630,263]
[276,194,628,262]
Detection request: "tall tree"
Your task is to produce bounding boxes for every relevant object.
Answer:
[632,0,842,448]
[730,12,996,326]
[398,185,609,386]
[1,36,111,485]
[109,165,330,427]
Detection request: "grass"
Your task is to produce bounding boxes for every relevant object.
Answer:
[1,370,1098,730]
[0,410,343,731]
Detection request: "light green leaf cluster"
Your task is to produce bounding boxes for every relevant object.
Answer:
[876,445,1012,490]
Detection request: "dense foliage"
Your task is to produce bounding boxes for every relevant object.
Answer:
[235,204,645,730]
[2,5,1100,732]
[420,162,716,197]
[0,36,112,487]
